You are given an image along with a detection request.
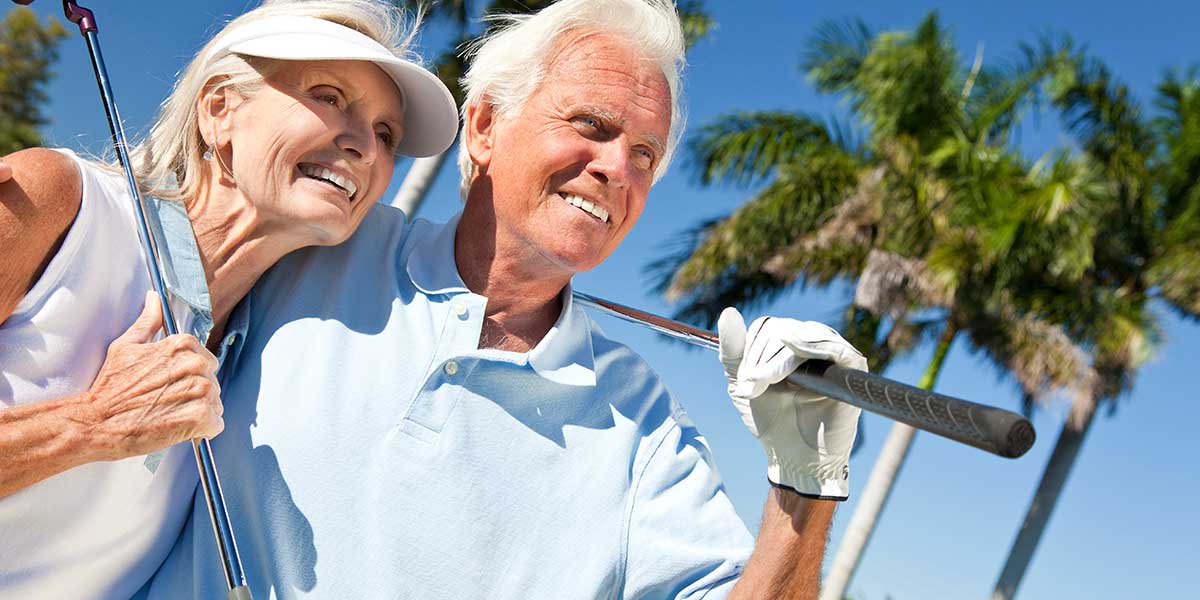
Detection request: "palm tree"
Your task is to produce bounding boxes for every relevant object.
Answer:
[645,14,1103,600]
[389,0,714,217]
[990,57,1200,600]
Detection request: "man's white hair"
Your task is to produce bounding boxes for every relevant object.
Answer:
[456,0,687,198]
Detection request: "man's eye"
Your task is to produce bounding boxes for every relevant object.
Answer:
[377,130,395,148]
[575,116,600,130]
[634,147,655,169]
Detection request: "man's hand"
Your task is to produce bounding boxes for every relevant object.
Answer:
[0,160,12,183]
[717,307,866,499]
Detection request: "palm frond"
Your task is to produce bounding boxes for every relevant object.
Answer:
[759,164,884,284]
[676,0,715,49]
[849,12,962,144]
[964,305,1098,414]
[662,153,859,300]
[1154,67,1200,225]
[1147,244,1200,320]
[802,17,873,93]
[685,111,835,187]
[966,35,1075,144]
[643,218,793,328]
[1053,56,1156,177]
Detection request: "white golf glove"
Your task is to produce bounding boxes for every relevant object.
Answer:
[717,307,867,500]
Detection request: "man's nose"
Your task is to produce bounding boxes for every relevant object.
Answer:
[587,139,631,189]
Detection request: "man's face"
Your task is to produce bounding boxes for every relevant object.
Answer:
[473,31,672,274]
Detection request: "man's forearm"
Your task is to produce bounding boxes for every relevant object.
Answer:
[729,487,837,600]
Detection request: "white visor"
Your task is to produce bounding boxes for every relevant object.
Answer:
[206,15,457,158]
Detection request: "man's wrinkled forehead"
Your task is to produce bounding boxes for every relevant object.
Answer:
[538,29,672,129]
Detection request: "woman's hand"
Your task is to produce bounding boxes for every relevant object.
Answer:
[0,291,224,497]
[81,291,225,460]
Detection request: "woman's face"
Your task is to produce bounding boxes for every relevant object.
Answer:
[219,59,405,246]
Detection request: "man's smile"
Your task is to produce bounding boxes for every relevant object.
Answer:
[557,191,610,223]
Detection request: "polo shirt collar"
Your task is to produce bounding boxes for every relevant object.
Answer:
[527,283,596,387]
[407,212,471,296]
[405,213,597,388]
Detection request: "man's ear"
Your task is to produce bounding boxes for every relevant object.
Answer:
[464,101,497,171]
[196,79,241,150]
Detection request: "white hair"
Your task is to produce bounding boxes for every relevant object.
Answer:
[132,0,421,202]
[456,0,687,198]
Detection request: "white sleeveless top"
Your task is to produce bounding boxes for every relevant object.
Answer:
[0,150,197,599]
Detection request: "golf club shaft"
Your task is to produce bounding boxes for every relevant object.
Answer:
[573,291,1036,459]
[62,2,252,596]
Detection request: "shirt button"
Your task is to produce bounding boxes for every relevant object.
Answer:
[451,300,468,318]
[444,360,460,376]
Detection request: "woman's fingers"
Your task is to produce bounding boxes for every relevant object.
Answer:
[88,316,225,459]
[117,291,165,344]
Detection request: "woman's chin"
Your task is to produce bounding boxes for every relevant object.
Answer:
[281,207,357,247]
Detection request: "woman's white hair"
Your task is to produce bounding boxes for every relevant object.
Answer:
[456,0,687,198]
[132,0,421,202]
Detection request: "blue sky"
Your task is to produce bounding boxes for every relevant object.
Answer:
[17,1,1199,598]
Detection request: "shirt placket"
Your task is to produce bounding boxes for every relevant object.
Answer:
[397,292,488,444]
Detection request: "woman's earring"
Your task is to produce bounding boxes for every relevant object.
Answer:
[202,145,214,161]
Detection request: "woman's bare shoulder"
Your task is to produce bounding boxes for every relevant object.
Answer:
[0,148,84,323]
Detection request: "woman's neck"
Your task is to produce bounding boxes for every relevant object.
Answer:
[184,179,297,347]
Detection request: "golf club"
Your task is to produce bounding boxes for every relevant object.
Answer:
[573,292,1036,459]
[13,1,252,597]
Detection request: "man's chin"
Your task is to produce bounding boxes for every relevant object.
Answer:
[560,251,613,275]
[536,244,610,276]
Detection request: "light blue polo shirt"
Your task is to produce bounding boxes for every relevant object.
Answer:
[146,205,753,599]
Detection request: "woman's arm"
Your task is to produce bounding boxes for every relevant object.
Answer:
[0,291,226,497]
[0,152,225,497]
[0,148,82,324]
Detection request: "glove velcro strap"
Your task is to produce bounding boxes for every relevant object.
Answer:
[767,462,850,501]
[768,480,849,502]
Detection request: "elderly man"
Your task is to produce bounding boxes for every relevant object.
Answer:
[147,0,865,598]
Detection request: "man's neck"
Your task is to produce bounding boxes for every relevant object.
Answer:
[455,196,570,353]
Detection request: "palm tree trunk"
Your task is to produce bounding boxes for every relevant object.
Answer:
[990,404,1097,600]
[389,149,453,218]
[820,321,958,600]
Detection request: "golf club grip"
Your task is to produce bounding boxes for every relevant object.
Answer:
[789,360,1035,458]
[571,292,1037,458]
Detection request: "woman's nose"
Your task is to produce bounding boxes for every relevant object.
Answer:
[337,119,377,165]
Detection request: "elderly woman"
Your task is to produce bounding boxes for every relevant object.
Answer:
[0,0,455,597]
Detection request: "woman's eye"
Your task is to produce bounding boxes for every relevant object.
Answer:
[312,87,343,107]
